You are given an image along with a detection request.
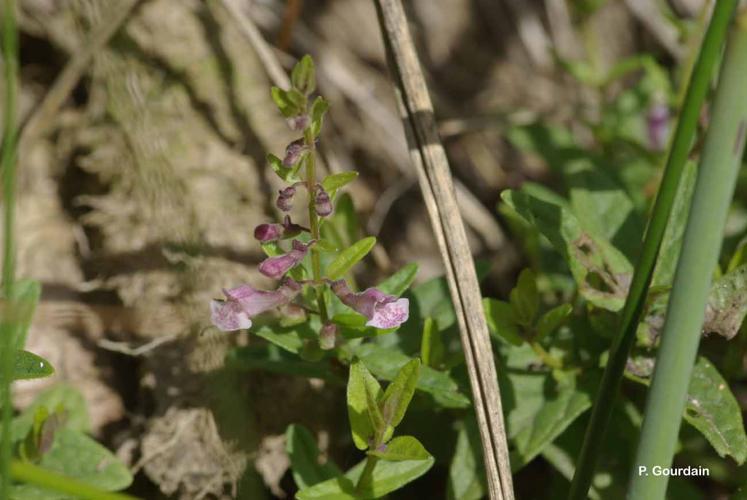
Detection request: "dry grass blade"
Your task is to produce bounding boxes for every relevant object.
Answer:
[18,0,143,155]
[373,1,514,498]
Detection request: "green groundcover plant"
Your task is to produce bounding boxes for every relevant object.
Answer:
[208,48,747,498]
[2,8,747,500]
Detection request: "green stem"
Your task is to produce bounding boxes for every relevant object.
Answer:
[355,455,379,494]
[0,0,19,497]
[629,13,747,499]
[568,2,738,498]
[10,460,140,500]
[529,341,563,370]
[304,130,328,322]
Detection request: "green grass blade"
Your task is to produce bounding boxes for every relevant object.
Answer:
[568,2,739,498]
[629,13,747,499]
[0,0,19,497]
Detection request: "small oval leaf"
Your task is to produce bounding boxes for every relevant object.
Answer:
[326,237,376,280]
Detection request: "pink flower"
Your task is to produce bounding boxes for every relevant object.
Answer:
[210,278,301,331]
[647,103,670,151]
[331,280,409,329]
[258,240,311,279]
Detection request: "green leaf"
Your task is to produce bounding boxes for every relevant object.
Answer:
[326,237,376,280]
[376,263,418,297]
[379,359,420,430]
[13,350,54,381]
[364,378,388,444]
[291,55,316,95]
[536,304,573,341]
[286,424,340,490]
[509,269,539,327]
[447,419,485,500]
[483,298,523,346]
[354,344,470,409]
[267,153,300,182]
[643,162,697,286]
[227,345,337,381]
[565,161,643,261]
[12,385,91,441]
[18,429,132,493]
[371,436,430,462]
[321,172,358,199]
[419,317,444,368]
[347,362,383,450]
[703,264,747,340]
[683,357,747,463]
[254,324,310,355]
[315,239,339,253]
[309,97,329,138]
[321,193,360,252]
[502,189,632,311]
[499,343,592,471]
[296,456,434,500]
[509,383,592,470]
[271,87,303,118]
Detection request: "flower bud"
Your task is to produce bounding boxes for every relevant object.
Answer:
[319,323,337,350]
[283,139,308,167]
[314,185,332,217]
[254,223,283,242]
[258,240,311,279]
[276,186,296,212]
[287,114,310,131]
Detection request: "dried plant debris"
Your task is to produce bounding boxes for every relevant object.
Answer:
[704,265,747,340]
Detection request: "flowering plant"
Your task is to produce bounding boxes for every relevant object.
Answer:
[210,56,432,497]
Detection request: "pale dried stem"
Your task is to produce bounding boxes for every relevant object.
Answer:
[373,1,514,499]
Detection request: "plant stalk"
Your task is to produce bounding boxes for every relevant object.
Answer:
[568,2,738,498]
[304,129,328,322]
[629,12,747,499]
[0,0,19,496]
[355,455,379,494]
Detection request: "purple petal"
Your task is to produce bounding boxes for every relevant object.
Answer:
[277,186,296,212]
[210,299,252,332]
[367,298,409,329]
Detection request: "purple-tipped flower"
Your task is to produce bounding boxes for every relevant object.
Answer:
[277,186,296,212]
[331,280,409,329]
[287,114,310,132]
[319,323,337,350]
[647,103,670,151]
[210,278,301,332]
[258,240,311,279]
[254,223,283,242]
[314,185,332,217]
[283,139,309,167]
